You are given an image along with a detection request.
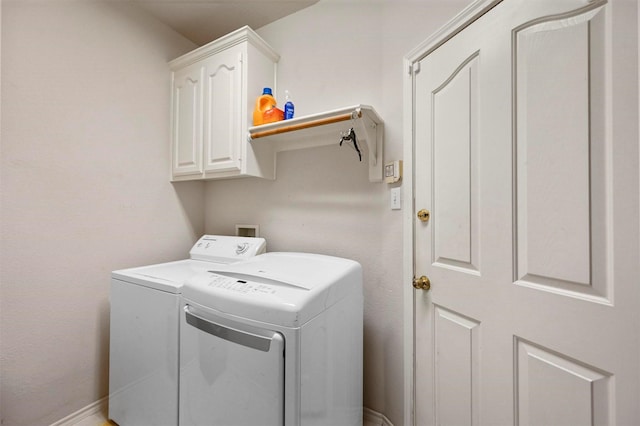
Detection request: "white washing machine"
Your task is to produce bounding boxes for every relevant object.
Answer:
[108,235,266,426]
[179,252,363,426]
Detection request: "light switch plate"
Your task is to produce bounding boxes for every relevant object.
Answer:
[390,187,402,210]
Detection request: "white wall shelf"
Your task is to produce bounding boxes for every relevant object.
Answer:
[248,105,384,182]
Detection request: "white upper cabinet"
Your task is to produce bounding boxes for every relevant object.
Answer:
[169,26,279,181]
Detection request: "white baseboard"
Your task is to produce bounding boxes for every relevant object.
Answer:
[52,400,390,426]
[363,407,394,426]
[50,397,108,426]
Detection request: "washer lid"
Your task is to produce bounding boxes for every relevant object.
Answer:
[111,235,267,294]
[182,252,363,327]
[112,259,214,293]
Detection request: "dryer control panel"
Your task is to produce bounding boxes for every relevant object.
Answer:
[189,235,266,263]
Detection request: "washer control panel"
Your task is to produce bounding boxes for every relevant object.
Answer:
[205,273,277,295]
[189,235,266,263]
[235,243,250,255]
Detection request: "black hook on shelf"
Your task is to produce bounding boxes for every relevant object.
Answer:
[339,127,362,162]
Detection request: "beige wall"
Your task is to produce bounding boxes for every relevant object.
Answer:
[0,0,473,424]
[0,1,202,424]
[204,2,468,424]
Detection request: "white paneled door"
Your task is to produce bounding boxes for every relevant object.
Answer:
[411,0,639,424]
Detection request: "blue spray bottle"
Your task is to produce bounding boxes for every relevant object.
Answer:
[284,90,295,120]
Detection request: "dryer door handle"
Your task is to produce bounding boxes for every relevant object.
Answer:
[184,305,278,352]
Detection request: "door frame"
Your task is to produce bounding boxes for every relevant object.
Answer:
[401,1,503,424]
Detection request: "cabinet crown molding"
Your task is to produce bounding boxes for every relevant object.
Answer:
[169,25,280,70]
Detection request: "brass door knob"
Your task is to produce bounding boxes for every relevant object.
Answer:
[413,275,431,291]
[417,209,430,222]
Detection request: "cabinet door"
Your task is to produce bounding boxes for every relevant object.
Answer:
[171,63,204,178]
[203,46,244,175]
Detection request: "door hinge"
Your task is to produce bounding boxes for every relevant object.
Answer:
[410,62,421,75]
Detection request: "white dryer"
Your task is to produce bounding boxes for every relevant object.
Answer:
[179,252,363,426]
[108,235,266,426]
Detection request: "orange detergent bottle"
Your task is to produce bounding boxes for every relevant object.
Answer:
[253,87,284,125]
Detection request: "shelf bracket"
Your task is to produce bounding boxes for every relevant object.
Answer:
[353,107,383,182]
[354,108,377,163]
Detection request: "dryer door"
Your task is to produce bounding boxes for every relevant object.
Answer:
[180,304,285,426]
